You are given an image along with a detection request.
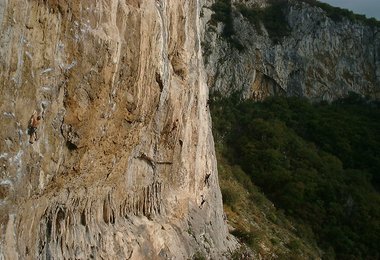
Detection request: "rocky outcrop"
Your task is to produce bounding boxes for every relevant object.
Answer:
[0,0,235,259]
[203,0,380,100]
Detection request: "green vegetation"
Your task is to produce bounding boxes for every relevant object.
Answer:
[210,0,233,36]
[217,142,320,258]
[211,0,291,44]
[192,251,206,260]
[211,93,380,259]
[237,0,291,43]
[301,0,380,27]
[210,0,244,51]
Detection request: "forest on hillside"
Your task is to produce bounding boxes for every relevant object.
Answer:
[211,93,380,259]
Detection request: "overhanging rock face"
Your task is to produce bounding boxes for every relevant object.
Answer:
[0,1,234,259]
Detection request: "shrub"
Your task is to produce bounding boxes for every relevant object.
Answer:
[192,251,206,260]
[221,183,241,208]
[210,0,245,50]
[237,0,291,43]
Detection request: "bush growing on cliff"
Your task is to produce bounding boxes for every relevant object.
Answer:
[211,93,380,259]
[236,0,291,43]
[210,0,293,47]
[210,0,244,51]
[210,0,232,30]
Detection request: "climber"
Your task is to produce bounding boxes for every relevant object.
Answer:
[28,110,42,144]
[204,173,211,187]
[199,195,206,208]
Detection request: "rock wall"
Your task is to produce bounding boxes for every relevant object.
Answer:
[0,0,234,259]
[203,0,380,100]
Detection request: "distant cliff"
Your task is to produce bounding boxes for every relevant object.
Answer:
[0,1,235,259]
[202,0,380,100]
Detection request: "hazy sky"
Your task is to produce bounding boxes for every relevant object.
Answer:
[321,0,380,20]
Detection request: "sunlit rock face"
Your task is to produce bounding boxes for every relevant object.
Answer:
[203,0,380,100]
[0,0,235,259]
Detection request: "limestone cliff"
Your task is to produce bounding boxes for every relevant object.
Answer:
[203,0,380,100]
[0,0,235,259]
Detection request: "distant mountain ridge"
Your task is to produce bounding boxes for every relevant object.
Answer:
[202,0,380,100]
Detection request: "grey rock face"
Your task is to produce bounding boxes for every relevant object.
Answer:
[203,0,380,100]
